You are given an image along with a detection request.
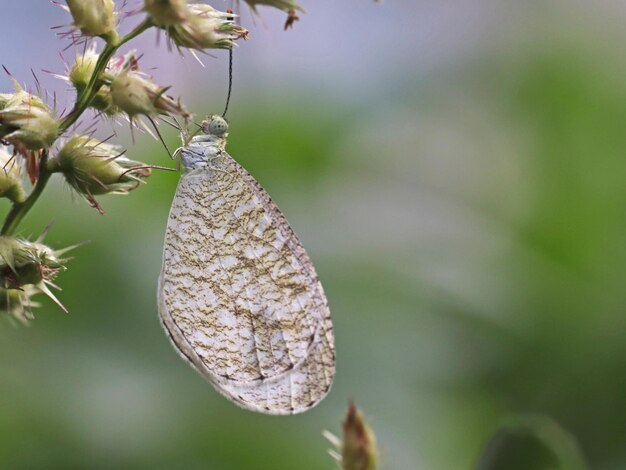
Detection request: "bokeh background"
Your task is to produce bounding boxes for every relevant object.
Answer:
[1,1,625,468]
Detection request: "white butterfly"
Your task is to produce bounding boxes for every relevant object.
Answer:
[158,115,335,414]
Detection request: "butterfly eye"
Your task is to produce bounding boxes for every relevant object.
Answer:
[208,116,229,136]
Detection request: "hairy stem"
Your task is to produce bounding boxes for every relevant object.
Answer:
[1,19,153,236]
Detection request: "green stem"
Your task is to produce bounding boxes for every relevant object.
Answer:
[1,19,153,236]
[1,152,52,235]
[59,19,153,134]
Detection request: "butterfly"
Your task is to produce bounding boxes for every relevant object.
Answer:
[158,115,335,414]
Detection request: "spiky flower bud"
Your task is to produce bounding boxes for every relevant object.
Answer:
[68,45,119,115]
[66,0,119,43]
[342,403,379,470]
[159,3,248,50]
[68,46,98,90]
[0,146,25,203]
[244,0,304,29]
[325,402,379,470]
[0,93,13,109]
[110,70,188,119]
[51,134,151,212]
[0,286,39,324]
[0,81,59,151]
[0,237,63,287]
[0,236,68,312]
[144,0,189,27]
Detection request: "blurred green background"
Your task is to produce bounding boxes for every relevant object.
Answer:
[1,1,626,468]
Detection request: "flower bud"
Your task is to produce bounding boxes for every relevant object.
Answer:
[52,134,151,212]
[162,3,248,50]
[325,402,379,470]
[0,93,13,109]
[342,402,378,470]
[244,0,304,29]
[66,0,118,42]
[145,0,189,27]
[0,236,70,313]
[69,46,98,91]
[68,46,119,115]
[110,70,189,118]
[0,286,39,324]
[0,146,26,203]
[0,237,64,287]
[0,81,59,151]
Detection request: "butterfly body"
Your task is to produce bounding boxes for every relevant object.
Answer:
[158,116,335,414]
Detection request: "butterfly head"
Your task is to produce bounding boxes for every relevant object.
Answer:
[201,115,229,137]
[182,115,229,172]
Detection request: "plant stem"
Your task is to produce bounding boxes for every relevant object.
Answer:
[1,152,51,235]
[59,19,153,133]
[0,19,153,236]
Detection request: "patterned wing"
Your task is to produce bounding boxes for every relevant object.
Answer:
[158,150,335,414]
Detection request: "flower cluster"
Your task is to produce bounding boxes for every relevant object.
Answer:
[1,0,307,321]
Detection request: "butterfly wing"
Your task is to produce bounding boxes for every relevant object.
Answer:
[158,149,335,414]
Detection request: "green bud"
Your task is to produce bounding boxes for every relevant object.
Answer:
[0,237,65,289]
[0,93,13,109]
[68,46,118,115]
[342,402,378,470]
[161,3,248,50]
[110,70,188,118]
[0,81,59,151]
[145,0,189,27]
[53,134,151,212]
[66,0,119,43]
[69,47,98,90]
[0,286,39,324]
[0,235,73,313]
[0,146,26,203]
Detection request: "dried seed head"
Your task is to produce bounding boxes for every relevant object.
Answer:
[144,0,189,26]
[0,80,59,151]
[66,0,118,43]
[342,402,379,470]
[0,146,26,203]
[161,3,248,50]
[53,134,151,212]
[110,69,189,119]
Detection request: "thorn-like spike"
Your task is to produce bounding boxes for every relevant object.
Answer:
[37,281,68,313]
[36,221,55,243]
[53,240,89,257]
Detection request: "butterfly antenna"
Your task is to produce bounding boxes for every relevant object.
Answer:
[222,14,234,118]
